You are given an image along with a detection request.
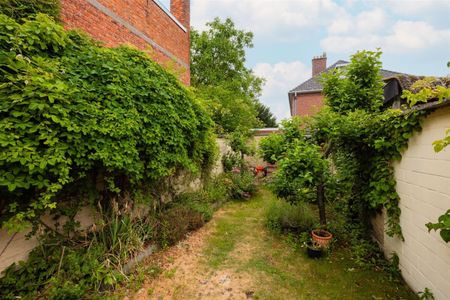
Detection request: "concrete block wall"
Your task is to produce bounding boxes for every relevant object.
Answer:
[0,207,96,274]
[375,106,450,299]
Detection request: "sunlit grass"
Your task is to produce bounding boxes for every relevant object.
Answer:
[204,188,417,300]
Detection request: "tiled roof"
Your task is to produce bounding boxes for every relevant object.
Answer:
[289,60,405,94]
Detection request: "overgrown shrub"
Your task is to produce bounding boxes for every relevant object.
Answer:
[0,172,241,298]
[0,0,60,21]
[0,234,121,299]
[157,205,206,247]
[221,151,242,172]
[225,171,256,199]
[0,13,216,230]
[266,200,317,233]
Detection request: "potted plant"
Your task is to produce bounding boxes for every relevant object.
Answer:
[311,229,333,247]
[306,240,324,259]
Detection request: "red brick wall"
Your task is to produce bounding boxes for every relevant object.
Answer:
[293,92,324,116]
[312,56,326,77]
[60,0,190,85]
[171,0,190,28]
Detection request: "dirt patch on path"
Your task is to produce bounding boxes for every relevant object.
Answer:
[130,208,257,300]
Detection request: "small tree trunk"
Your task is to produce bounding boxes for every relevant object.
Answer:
[316,180,327,226]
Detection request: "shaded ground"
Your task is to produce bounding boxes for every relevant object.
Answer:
[123,189,417,300]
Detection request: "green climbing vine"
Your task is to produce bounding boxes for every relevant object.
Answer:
[261,50,427,238]
[0,13,217,231]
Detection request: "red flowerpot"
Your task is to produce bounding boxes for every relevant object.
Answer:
[311,229,333,247]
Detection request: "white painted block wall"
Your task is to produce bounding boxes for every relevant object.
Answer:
[382,106,450,299]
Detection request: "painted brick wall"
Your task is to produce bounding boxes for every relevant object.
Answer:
[60,0,190,85]
[373,106,450,299]
[293,92,324,117]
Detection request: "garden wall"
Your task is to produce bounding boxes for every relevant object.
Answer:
[0,137,230,274]
[372,106,450,299]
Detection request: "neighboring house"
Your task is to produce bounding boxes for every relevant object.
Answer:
[61,0,191,85]
[288,53,403,117]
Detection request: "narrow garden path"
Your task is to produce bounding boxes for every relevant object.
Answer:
[127,189,416,300]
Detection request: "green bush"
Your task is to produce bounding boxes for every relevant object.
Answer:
[266,200,317,233]
[157,205,206,247]
[221,151,242,172]
[225,171,256,200]
[0,13,216,230]
[204,175,230,204]
[0,0,60,21]
[0,239,117,299]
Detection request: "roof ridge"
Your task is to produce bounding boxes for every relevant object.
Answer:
[289,59,408,94]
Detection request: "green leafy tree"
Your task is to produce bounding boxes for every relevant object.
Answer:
[190,17,271,133]
[255,102,277,127]
[196,84,259,133]
[322,50,384,113]
[272,139,329,225]
[259,117,304,164]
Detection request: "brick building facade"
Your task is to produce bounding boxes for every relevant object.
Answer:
[60,0,191,85]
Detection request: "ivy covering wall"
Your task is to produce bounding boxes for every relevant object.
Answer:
[0,13,217,231]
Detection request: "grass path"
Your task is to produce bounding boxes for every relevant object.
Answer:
[128,189,417,300]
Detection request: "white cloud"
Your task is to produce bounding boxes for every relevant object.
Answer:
[322,20,450,53]
[191,0,345,39]
[327,8,386,34]
[253,61,310,121]
[385,0,450,16]
[384,21,450,52]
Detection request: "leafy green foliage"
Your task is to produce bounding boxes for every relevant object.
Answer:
[221,151,242,172]
[0,172,246,298]
[196,84,261,133]
[426,209,450,243]
[0,0,60,21]
[432,129,450,152]
[259,117,305,164]
[418,288,435,300]
[317,49,426,238]
[191,17,260,94]
[0,234,121,299]
[191,18,271,133]
[0,14,216,230]
[255,102,277,127]
[402,76,450,107]
[272,140,327,204]
[263,49,426,239]
[259,133,285,164]
[225,171,256,200]
[228,128,255,157]
[322,50,383,113]
[266,200,317,233]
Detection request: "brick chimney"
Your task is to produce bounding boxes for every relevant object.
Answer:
[312,52,327,77]
[171,0,190,29]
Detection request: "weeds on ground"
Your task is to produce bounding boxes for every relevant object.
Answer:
[0,172,258,299]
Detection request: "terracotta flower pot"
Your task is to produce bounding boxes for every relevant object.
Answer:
[311,229,333,247]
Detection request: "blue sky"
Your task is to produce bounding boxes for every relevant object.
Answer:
[189,0,450,121]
